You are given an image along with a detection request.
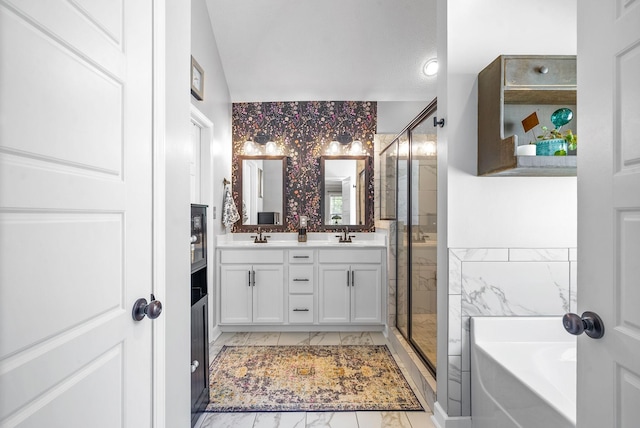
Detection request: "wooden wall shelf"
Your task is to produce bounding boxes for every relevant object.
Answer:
[477,55,577,176]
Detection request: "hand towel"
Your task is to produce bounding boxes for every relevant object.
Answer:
[222,186,240,227]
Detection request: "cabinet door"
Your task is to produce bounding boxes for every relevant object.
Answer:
[253,265,284,323]
[318,265,351,323]
[351,264,382,323]
[220,264,253,324]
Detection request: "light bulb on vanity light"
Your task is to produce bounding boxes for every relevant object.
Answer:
[327,140,341,155]
[349,140,363,155]
[265,140,279,155]
[243,140,257,155]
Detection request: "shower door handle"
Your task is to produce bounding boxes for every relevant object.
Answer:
[563,311,605,339]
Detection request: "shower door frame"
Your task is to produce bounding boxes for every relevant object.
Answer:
[394,99,438,376]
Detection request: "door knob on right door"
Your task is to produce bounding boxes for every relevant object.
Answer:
[563,311,605,339]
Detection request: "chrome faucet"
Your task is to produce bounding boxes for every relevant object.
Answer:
[336,226,355,243]
[251,226,270,243]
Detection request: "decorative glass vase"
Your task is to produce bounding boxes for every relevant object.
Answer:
[536,138,567,156]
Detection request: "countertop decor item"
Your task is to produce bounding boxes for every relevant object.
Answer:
[205,345,423,412]
[534,108,577,156]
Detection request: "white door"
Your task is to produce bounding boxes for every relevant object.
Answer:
[578,1,640,426]
[0,1,153,427]
[252,265,284,323]
[351,264,382,323]
[341,178,351,224]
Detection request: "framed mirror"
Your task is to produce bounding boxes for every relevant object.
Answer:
[236,155,286,231]
[320,156,372,230]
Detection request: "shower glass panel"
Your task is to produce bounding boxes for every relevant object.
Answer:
[393,100,438,375]
[409,112,437,371]
[395,132,410,339]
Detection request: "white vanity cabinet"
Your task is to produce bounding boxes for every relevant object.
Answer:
[318,249,382,324]
[287,249,315,324]
[219,250,284,324]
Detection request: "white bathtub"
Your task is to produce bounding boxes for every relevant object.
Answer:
[470,317,576,428]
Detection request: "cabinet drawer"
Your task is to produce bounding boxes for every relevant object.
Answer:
[318,249,382,264]
[289,249,314,263]
[288,265,314,293]
[220,249,284,264]
[289,295,314,324]
[504,57,576,88]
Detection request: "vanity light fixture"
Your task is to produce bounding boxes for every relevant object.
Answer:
[327,140,341,155]
[265,140,279,155]
[349,140,363,155]
[423,58,438,77]
[243,139,258,155]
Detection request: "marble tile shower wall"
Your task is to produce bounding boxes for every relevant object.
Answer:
[446,248,578,417]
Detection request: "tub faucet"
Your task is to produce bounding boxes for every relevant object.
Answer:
[251,227,270,243]
[336,227,355,243]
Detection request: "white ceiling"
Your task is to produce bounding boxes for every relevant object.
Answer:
[205,0,437,102]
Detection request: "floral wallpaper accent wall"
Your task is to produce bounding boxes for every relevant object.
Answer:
[231,101,377,232]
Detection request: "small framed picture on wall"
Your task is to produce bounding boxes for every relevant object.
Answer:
[191,56,204,100]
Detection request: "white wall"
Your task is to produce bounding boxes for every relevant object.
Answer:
[435,0,578,423]
[446,0,578,249]
[377,101,433,134]
[163,0,192,426]
[191,0,232,341]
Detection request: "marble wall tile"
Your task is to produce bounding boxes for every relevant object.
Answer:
[509,248,569,261]
[569,247,577,261]
[570,261,578,313]
[461,317,470,372]
[461,371,471,417]
[448,294,462,356]
[447,356,462,417]
[450,248,508,262]
[449,250,463,294]
[462,261,570,316]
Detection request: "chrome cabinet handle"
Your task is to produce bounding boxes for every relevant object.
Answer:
[293,308,310,312]
[563,311,605,339]
[293,255,309,259]
[191,360,200,373]
[351,271,355,287]
[293,278,309,282]
[248,270,251,287]
[132,294,163,321]
[346,271,350,287]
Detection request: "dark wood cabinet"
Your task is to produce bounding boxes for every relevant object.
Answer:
[190,204,209,427]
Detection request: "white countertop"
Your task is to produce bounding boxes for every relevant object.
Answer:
[216,232,387,249]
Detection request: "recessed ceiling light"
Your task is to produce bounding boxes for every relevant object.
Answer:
[423,59,438,77]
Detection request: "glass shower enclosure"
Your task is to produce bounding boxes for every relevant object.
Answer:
[386,100,438,374]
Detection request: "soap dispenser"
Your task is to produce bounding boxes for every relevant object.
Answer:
[298,215,308,242]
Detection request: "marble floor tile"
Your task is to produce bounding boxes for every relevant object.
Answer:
[306,412,358,428]
[355,411,412,428]
[196,412,256,428]
[309,332,341,345]
[405,410,436,428]
[253,412,306,428]
[339,332,373,345]
[214,331,249,346]
[209,344,223,359]
[246,331,280,345]
[369,332,389,345]
[278,332,311,346]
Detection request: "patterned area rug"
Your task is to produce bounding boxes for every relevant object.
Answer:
[205,345,423,412]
